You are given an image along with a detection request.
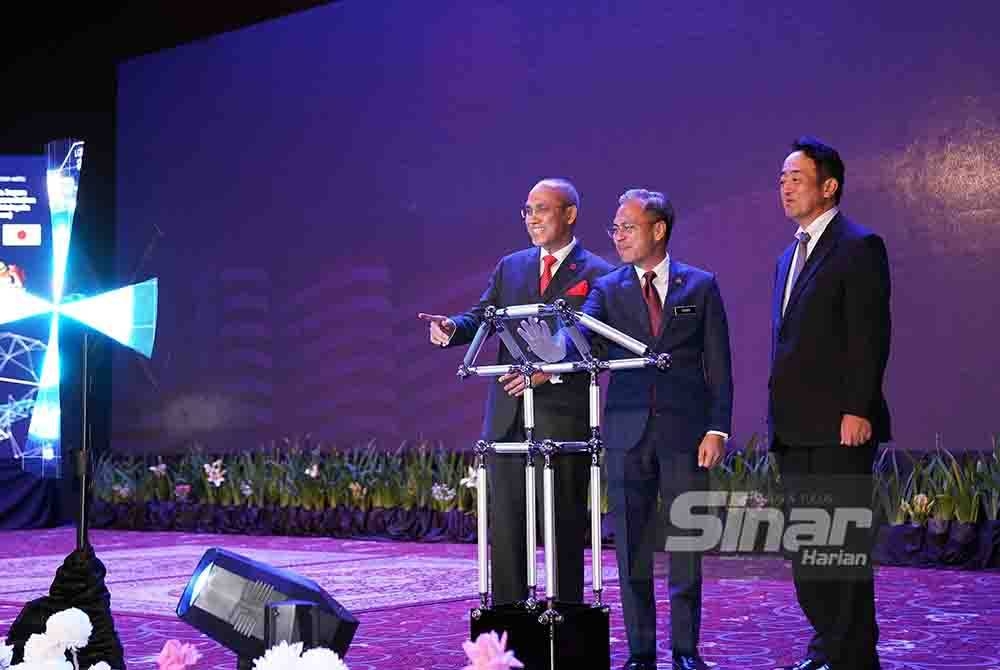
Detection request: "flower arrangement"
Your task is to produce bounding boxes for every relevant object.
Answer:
[0,609,352,670]
[1,639,11,669]
[249,641,347,670]
[462,631,523,670]
[91,438,485,513]
[87,433,1000,557]
[1,608,104,670]
[155,640,200,670]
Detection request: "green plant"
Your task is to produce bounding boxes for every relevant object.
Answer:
[92,452,117,503]
[436,447,475,512]
[714,433,779,507]
[927,453,957,522]
[976,433,1000,521]
[939,450,981,524]
[400,440,436,509]
[874,447,909,525]
[128,456,173,503]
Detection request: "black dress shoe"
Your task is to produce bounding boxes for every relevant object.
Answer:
[778,660,828,670]
[621,659,657,670]
[673,654,711,670]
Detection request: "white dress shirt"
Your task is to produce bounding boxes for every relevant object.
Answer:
[782,207,838,314]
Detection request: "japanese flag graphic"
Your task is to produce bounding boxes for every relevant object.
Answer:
[2,223,42,246]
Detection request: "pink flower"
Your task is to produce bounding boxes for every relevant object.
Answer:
[157,639,202,670]
[462,630,523,670]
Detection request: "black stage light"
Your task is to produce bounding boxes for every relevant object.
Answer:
[176,548,358,669]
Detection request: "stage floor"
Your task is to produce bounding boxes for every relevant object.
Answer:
[1,529,998,669]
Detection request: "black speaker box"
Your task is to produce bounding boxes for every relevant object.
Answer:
[470,601,610,669]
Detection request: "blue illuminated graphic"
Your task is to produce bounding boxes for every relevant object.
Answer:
[0,139,158,476]
[0,333,45,457]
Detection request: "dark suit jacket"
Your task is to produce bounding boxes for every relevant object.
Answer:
[581,260,734,451]
[769,212,892,446]
[448,243,615,441]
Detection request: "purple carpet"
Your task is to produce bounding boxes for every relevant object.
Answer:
[1,529,998,669]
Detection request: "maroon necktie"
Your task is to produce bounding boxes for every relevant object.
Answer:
[642,271,662,336]
[540,254,557,295]
[643,271,662,410]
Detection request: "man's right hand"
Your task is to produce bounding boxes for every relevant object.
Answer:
[418,312,456,347]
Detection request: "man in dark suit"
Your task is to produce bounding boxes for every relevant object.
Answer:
[418,178,614,606]
[580,189,733,670]
[770,137,890,670]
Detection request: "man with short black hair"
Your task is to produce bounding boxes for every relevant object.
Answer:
[770,137,890,670]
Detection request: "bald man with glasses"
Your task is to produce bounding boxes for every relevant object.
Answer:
[418,177,614,607]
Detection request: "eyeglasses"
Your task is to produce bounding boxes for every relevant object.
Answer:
[520,203,566,219]
[606,223,639,238]
[606,219,663,239]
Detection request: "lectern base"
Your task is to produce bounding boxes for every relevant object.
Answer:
[470,601,610,670]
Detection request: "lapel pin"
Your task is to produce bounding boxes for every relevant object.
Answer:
[569,263,577,270]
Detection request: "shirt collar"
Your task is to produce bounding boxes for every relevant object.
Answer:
[800,207,839,243]
[633,252,670,282]
[543,237,578,264]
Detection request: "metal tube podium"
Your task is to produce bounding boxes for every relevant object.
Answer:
[461,300,670,668]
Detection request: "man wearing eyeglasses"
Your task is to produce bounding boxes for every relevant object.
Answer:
[418,178,614,607]
[583,189,732,670]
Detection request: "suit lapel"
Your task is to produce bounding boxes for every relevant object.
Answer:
[526,247,543,300]
[658,259,686,341]
[542,243,585,301]
[783,215,843,318]
[774,243,795,329]
[621,268,652,337]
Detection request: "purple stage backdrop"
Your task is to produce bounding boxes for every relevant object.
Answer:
[113,1,999,454]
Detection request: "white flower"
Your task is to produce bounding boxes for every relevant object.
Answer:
[240,481,254,497]
[251,640,303,670]
[45,608,92,651]
[111,484,132,500]
[149,464,168,478]
[747,490,768,509]
[10,659,73,670]
[460,466,479,489]
[431,483,456,502]
[23,634,64,663]
[1,637,14,669]
[204,461,227,488]
[305,464,320,480]
[299,647,348,670]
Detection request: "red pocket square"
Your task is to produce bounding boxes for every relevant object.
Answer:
[565,280,589,297]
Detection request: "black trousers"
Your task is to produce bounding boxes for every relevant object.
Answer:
[487,412,590,606]
[773,440,881,670]
[606,412,708,661]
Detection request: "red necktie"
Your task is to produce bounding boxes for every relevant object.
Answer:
[642,271,662,336]
[539,254,557,295]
